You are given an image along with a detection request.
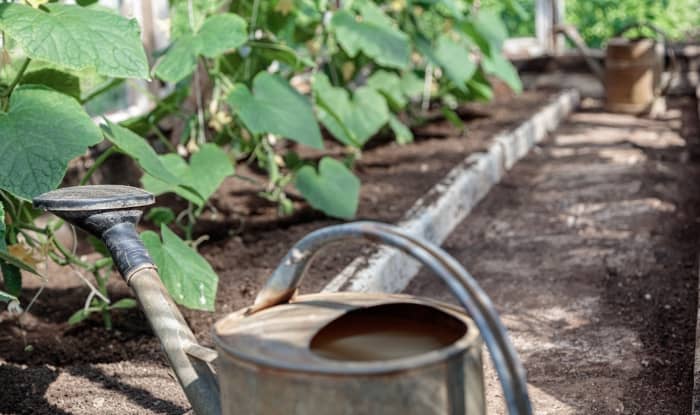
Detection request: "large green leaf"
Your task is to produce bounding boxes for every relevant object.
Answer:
[482,52,522,93]
[228,72,323,149]
[331,6,410,69]
[464,70,494,101]
[313,73,389,147]
[400,71,425,99]
[102,120,182,186]
[295,157,360,220]
[155,13,247,83]
[462,10,508,57]
[0,3,148,79]
[142,143,233,207]
[169,0,222,38]
[0,86,101,200]
[367,70,407,110]
[141,226,218,311]
[197,14,248,58]
[154,36,200,84]
[417,35,476,90]
[20,68,80,100]
[141,154,202,204]
[388,114,413,145]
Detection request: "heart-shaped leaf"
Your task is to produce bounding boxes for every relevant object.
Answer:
[141,154,203,205]
[141,143,233,207]
[482,52,522,93]
[0,3,149,79]
[313,73,389,147]
[228,72,323,149]
[295,157,360,219]
[367,70,408,110]
[400,71,425,99]
[417,35,476,90]
[155,13,247,83]
[141,225,218,311]
[102,120,182,186]
[331,4,410,69]
[464,10,508,56]
[0,86,102,200]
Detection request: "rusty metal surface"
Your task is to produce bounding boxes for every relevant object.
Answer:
[218,342,485,415]
[240,221,532,415]
[605,38,663,113]
[553,23,671,115]
[214,292,480,375]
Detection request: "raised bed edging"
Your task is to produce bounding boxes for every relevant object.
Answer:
[323,88,581,294]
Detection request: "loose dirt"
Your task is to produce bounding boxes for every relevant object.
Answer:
[0,89,555,414]
[406,97,700,414]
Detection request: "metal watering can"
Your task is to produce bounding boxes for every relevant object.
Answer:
[556,22,677,114]
[33,185,532,415]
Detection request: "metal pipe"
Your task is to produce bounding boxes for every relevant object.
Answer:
[254,221,533,415]
[128,266,221,415]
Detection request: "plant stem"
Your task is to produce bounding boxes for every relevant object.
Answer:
[49,231,94,270]
[2,57,30,100]
[1,57,31,112]
[151,126,177,153]
[94,269,112,330]
[79,146,117,185]
[80,78,125,105]
[102,306,113,330]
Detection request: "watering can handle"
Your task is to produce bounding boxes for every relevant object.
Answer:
[614,22,679,95]
[253,221,533,415]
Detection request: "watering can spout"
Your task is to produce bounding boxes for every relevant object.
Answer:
[33,185,222,415]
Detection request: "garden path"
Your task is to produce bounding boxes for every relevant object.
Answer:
[406,97,700,414]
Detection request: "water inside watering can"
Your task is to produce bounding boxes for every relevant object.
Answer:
[310,303,467,362]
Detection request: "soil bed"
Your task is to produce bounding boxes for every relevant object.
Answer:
[0,88,557,414]
[406,97,700,414]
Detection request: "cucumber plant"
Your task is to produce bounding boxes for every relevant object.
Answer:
[0,1,219,327]
[136,0,522,223]
[0,0,522,326]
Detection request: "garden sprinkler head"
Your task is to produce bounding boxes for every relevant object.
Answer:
[33,185,156,278]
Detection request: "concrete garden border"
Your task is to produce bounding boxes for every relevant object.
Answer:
[323,88,581,294]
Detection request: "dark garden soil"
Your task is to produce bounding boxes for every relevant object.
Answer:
[4,90,698,415]
[406,97,700,414]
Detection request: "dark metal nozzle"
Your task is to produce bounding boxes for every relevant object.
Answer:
[34,186,222,414]
[33,185,156,277]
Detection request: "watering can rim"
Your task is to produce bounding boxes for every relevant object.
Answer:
[213,291,482,376]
